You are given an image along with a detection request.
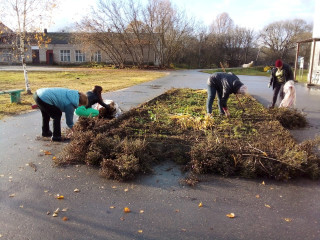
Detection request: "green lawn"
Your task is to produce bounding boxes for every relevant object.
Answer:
[202,66,270,76]
[203,66,309,83]
[0,69,167,119]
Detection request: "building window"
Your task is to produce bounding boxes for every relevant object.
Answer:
[94,50,101,62]
[75,50,85,62]
[60,50,70,62]
[0,50,12,62]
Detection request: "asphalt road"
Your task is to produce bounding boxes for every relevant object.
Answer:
[1,69,320,240]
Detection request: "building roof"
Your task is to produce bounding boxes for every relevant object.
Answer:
[46,32,74,44]
[0,22,13,33]
[297,38,320,44]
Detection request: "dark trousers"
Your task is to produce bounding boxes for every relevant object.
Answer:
[271,83,285,107]
[207,84,224,114]
[33,93,62,138]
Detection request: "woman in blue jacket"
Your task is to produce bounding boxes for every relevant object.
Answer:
[33,88,88,141]
[207,72,248,117]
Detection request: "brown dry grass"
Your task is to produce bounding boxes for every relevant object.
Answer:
[0,69,167,119]
[55,89,320,181]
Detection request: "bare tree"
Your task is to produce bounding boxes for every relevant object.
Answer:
[210,12,234,35]
[77,0,156,68]
[143,0,195,67]
[207,13,256,67]
[1,0,57,94]
[76,0,194,68]
[259,19,312,64]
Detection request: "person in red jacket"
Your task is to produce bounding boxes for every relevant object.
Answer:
[268,59,294,108]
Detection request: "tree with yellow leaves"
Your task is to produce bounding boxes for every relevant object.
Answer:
[0,0,58,94]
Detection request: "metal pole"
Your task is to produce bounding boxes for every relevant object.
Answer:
[309,39,316,85]
[294,43,300,81]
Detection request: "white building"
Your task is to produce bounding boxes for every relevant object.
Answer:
[294,1,320,85]
[308,1,320,85]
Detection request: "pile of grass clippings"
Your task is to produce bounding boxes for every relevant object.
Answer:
[268,108,307,129]
[55,89,320,181]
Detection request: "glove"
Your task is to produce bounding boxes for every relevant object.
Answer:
[268,83,271,88]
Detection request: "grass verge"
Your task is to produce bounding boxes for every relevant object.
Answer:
[0,69,167,119]
[55,88,320,182]
[202,67,309,83]
[202,67,269,76]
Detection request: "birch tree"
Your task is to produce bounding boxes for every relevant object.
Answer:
[1,0,58,94]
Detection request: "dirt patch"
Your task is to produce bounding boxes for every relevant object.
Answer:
[55,89,320,181]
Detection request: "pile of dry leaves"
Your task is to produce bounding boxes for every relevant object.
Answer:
[55,89,320,181]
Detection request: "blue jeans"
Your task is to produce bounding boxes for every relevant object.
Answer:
[207,84,224,114]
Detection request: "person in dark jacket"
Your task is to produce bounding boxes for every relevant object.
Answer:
[207,72,248,117]
[33,88,88,142]
[86,86,111,110]
[268,59,294,108]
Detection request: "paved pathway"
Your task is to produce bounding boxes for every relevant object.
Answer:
[1,70,320,240]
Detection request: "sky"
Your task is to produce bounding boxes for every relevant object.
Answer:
[49,0,316,32]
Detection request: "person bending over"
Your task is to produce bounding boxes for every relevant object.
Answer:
[207,72,248,117]
[33,88,88,141]
[86,85,110,109]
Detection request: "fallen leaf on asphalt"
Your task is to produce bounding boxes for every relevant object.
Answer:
[56,195,64,199]
[226,213,235,218]
[110,206,115,209]
[261,181,265,185]
[255,195,260,198]
[62,208,68,212]
[112,186,117,189]
[198,202,203,207]
[20,205,23,208]
[0,174,4,177]
[44,150,52,155]
[124,188,129,192]
[9,194,15,197]
[181,229,187,232]
[139,210,144,213]
[54,208,60,214]
[264,204,271,208]
[62,217,68,221]
[124,207,131,213]
[44,190,49,193]
[138,230,143,233]
[52,156,56,160]
[175,209,180,213]
[284,218,292,222]
[74,188,80,192]
[52,213,58,217]
[47,211,51,215]
[28,162,37,172]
